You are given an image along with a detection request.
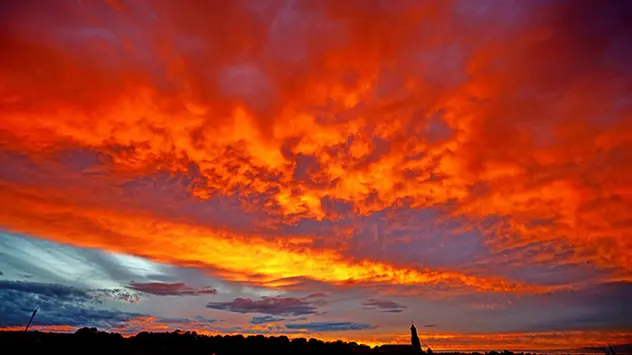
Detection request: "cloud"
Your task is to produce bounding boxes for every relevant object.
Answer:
[0,280,227,334]
[90,288,140,304]
[128,282,217,296]
[207,296,323,316]
[1,0,605,296]
[0,0,631,344]
[362,299,406,313]
[424,324,437,328]
[249,316,285,325]
[518,282,632,332]
[0,278,139,306]
[0,280,89,303]
[160,316,218,325]
[0,232,175,295]
[0,185,550,294]
[285,322,376,332]
[0,280,142,328]
[454,281,632,334]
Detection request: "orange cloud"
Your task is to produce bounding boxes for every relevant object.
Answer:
[0,183,547,293]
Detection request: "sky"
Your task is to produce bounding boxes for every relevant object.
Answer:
[0,0,631,351]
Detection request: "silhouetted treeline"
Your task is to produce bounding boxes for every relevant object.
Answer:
[0,328,540,355]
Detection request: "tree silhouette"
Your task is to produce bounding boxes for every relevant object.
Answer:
[0,328,540,355]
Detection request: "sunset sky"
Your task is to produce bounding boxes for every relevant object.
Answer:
[1,0,631,350]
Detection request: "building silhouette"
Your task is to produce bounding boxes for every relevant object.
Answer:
[376,322,426,353]
[411,322,422,352]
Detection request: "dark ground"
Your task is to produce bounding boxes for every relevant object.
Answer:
[0,328,544,355]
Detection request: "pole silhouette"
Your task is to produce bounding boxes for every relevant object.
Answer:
[24,307,38,332]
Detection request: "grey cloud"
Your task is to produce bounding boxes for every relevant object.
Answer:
[0,280,91,302]
[0,280,139,305]
[128,282,217,296]
[207,296,322,316]
[90,288,140,304]
[0,280,142,328]
[0,233,170,287]
[285,322,376,332]
[362,299,406,313]
[250,315,285,324]
[0,280,221,331]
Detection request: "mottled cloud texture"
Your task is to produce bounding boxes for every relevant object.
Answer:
[207,296,324,316]
[0,0,631,350]
[0,280,141,328]
[128,282,217,296]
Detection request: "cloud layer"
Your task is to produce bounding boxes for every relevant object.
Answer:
[0,0,631,349]
[285,322,375,332]
[128,282,217,296]
[207,295,324,316]
[362,299,407,313]
[0,280,140,328]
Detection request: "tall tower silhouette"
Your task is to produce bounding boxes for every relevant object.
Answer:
[411,321,422,352]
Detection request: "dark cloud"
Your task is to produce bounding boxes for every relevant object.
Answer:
[90,288,140,304]
[362,299,406,313]
[0,279,139,305]
[250,315,285,324]
[285,322,375,332]
[207,296,323,316]
[0,270,3,275]
[0,280,221,331]
[128,282,217,296]
[0,280,91,302]
[424,324,437,328]
[0,280,142,328]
